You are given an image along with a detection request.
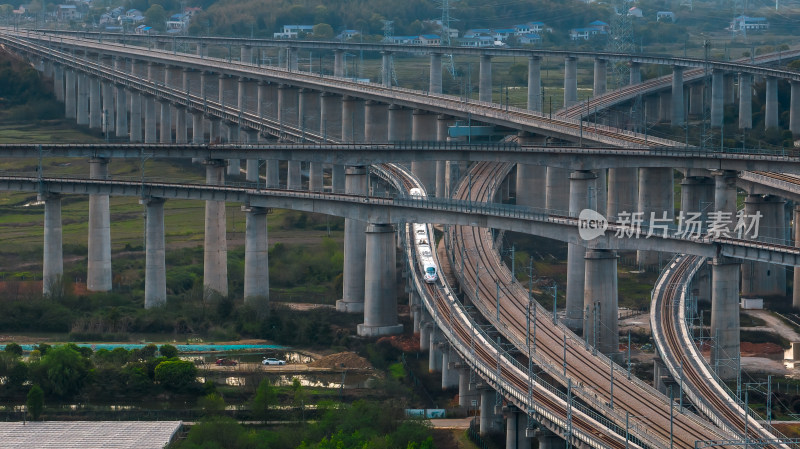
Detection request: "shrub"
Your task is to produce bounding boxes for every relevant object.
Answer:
[154,360,198,391]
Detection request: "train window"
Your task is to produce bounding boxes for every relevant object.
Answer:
[426,267,436,274]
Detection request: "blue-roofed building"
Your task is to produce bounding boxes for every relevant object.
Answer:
[519,33,541,45]
[274,25,314,39]
[730,15,768,31]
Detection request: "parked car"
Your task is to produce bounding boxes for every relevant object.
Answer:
[215,358,237,366]
[262,357,286,366]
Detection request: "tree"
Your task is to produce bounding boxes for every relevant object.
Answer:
[251,378,277,422]
[144,4,167,31]
[154,360,198,391]
[312,23,334,39]
[159,344,178,359]
[4,342,22,357]
[198,392,226,415]
[26,385,44,420]
[34,345,92,398]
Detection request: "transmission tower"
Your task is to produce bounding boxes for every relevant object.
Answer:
[436,0,458,77]
[381,20,399,86]
[606,0,634,90]
[700,40,714,150]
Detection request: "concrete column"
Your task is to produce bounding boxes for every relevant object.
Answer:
[791,81,800,135]
[584,249,619,359]
[712,170,738,217]
[341,96,365,142]
[388,105,412,142]
[739,73,752,129]
[243,206,269,305]
[129,90,141,143]
[429,53,442,94]
[534,428,566,449]
[419,310,431,351]
[441,349,459,390]
[479,388,498,435]
[192,112,204,143]
[287,160,302,189]
[566,170,597,331]
[563,57,577,108]
[337,167,368,313]
[203,160,228,297]
[680,176,714,223]
[710,256,741,380]
[364,101,388,143]
[76,73,89,125]
[659,92,672,123]
[241,45,252,64]
[65,69,76,119]
[142,197,166,308]
[159,100,172,143]
[637,168,674,267]
[725,74,736,105]
[595,168,607,218]
[412,109,437,194]
[671,66,684,126]
[429,328,442,372]
[515,133,546,209]
[209,118,221,143]
[357,223,402,336]
[690,83,704,116]
[629,62,641,85]
[298,88,319,133]
[545,167,570,212]
[174,105,187,144]
[506,406,532,449]
[593,58,606,96]
[528,56,542,112]
[711,69,724,128]
[380,52,392,87]
[41,193,63,296]
[277,84,298,127]
[793,205,800,309]
[144,95,157,143]
[245,130,259,182]
[320,92,342,140]
[742,195,786,297]
[196,43,206,58]
[87,158,111,292]
[89,76,102,128]
[436,115,450,198]
[115,84,127,139]
[53,64,64,102]
[102,81,114,133]
[333,50,344,77]
[458,368,478,408]
[479,54,492,103]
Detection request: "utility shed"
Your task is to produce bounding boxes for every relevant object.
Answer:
[0,421,182,448]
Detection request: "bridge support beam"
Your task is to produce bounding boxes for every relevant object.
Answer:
[412,109,437,194]
[357,223,403,337]
[142,197,166,308]
[241,45,252,64]
[711,256,741,380]
[429,328,442,372]
[516,133,546,209]
[505,406,532,449]
[680,175,714,222]
[321,92,342,142]
[629,62,641,85]
[337,166,368,313]
[441,348,460,390]
[534,428,565,449]
[637,168,674,268]
[191,112,204,144]
[244,130,259,182]
[593,58,606,97]
[77,73,89,125]
[89,76,102,129]
[53,64,64,102]
[41,193,63,297]
[388,104,412,142]
[479,387,500,435]
[436,115,451,198]
[765,76,779,130]
[671,66,684,126]
[115,84,128,139]
[430,53,442,94]
[243,205,270,310]
[566,170,597,331]
[714,170,738,217]
[419,308,431,351]
[479,54,492,103]
[333,50,344,77]
[606,168,637,220]
[711,69,724,128]
[342,96,365,142]
[381,52,392,87]
[584,249,619,360]
[278,84,299,130]
[458,367,477,408]
[689,83,704,116]
[144,95,157,143]
[528,56,542,112]
[365,100,389,143]
[159,100,172,143]
[65,69,76,119]
[794,205,800,310]
[545,167,569,213]
[87,158,112,292]
[739,73,752,129]
[742,194,786,297]
[563,57,577,108]
[102,81,114,133]
[791,81,800,135]
[174,105,187,144]
[203,160,228,297]
[129,90,141,143]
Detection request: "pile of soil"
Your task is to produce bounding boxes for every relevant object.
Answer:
[308,352,373,370]
[740,341,785,356]
[377,334,419,352]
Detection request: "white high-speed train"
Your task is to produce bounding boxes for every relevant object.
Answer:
[409,188,439,283]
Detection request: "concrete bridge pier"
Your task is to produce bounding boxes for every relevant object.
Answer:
[64,68,76,119]
[441,348,460,390]
[528,56,542,112]
[566,170,597,331]
[381,52,392,87]
[174,105,187,144]
[689,83,704,116]
[680,175,714,221]
[41,193,63,296]
[244,130,259,182]
[711,70,724,128]
[479,54,492,103]
[711,256,741,380]
[142,197,166,308]
[714,170,738,217]
[794,205,800,310]
[320,92,342,141]
[742,194,786,297]
[791,81,800,135]
[365,101,389,142]
[458,367,478,408]
[115,84,128,139]
[739,73,753,129]
[196,43,206,58]
[191,111,204,143]
[53,64,64,102]
[516,132,546,209]
[606,168,638,220]
[765,77,779,130]
[102,81,114,133]
[357,223,403,337]
[412,109,437,194]
[209,117,222,143]
[159,100,172,143]
[545,167,569,213]
[419,308,432,351]
[593,58,606,97]
[277,84,299,129]
[337,167,368,313]
[243,205,270,309]
[658,92,671,123]
[429,328,443,372]
[534,428,566,449]
[478,387,501,435]
[89,76,101,128]
[203,160,228,297]
[333,50,344,77]
[144,95,157,143]
[436,115,450,198]
[241,45,252,64]
[300,88,322,190]
[88,158,112,292]
[388,105,412,142]
[637,168,674,268]
[584,249,619,360]
[505,406,532,449]
[671,66,685,126]
[563,57,577,108]
[129,90,142,143]
[430,53,442,94]
[76,73,88,125]
[341,96,365,142]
